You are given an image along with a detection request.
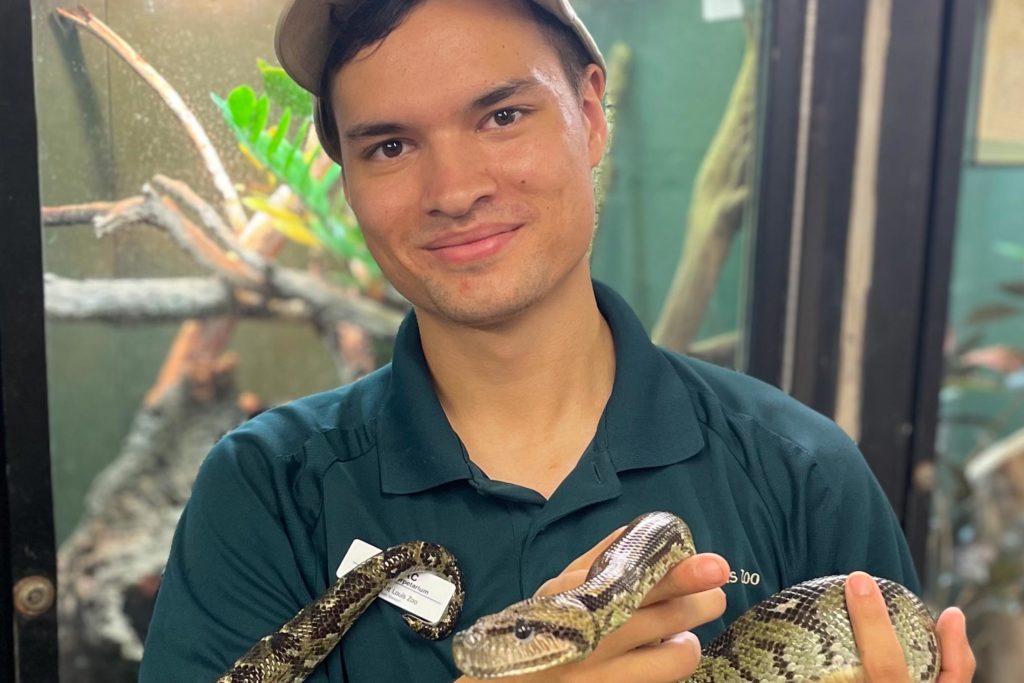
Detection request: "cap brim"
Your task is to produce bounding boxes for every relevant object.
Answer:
[275,0,336,93]
[276,0,605,98]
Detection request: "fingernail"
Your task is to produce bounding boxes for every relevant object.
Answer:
[679,631,700,653]
[699,558,726,583]
[849,573,875,597]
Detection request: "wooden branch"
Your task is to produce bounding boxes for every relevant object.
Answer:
[687,330,740,367]
[965,426,1024,484]
[150,175,268,273]
[115,185,261,287]
[43,200,128,226]
[55,5,248,232]
[43,272,404,335]
[652,25,757,352]
[594,42,632,219]
[45,275,234,323]
[269,267,406,337]
[143,186,293,407]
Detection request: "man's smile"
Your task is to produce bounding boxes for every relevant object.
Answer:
[422,223,523,266]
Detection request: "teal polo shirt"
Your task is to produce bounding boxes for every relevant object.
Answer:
[140,281,918,682]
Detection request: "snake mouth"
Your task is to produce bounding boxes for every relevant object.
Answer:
[451,635,578,679]
[451,621,590,678]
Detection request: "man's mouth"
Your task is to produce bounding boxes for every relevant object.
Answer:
[424,223,522,266]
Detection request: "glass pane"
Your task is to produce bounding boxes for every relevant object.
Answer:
[972,0,1024,164]
[32,1,762,679]
[929,2,1024,681]
[586,0,759,369]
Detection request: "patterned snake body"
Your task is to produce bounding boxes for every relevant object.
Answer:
[452,511,940,682]
[217,541,464,683]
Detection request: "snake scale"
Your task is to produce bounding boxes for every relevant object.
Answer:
[453,511,940,682]
[219,512,938,682]
[217,541,464,682]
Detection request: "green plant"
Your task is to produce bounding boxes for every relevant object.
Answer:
[213,60,379,278]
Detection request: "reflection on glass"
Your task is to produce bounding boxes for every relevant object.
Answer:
[34,1,760,679]
[928,3,1024,681]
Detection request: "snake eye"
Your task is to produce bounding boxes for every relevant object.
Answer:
[513,618,534,642]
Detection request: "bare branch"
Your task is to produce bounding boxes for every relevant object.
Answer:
[652,24,757,352]
[55,5,248,231]
[43,200,131,226]
[150,175,268,272]
[268,267,406,337]
[94,185,263,288]
[45,274,234,323]
[44,272,405,336]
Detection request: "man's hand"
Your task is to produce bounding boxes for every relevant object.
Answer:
[845,572,976,682]
[456,525,730,683]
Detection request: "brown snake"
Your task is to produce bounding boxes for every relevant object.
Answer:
[217,541,464,682]
[452,511,940,682]
[215,512,938,681]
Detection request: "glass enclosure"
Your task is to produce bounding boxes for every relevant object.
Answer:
[31,0,764,678]
[928,0,1024,680]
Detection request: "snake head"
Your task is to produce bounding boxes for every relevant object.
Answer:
[451,595,598,678]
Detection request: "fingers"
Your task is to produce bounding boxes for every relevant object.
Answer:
[536,553,728,608]
[596,590,725,654]
[640,554,730,606]
[935,607,976,683]
[845,572,911,683]
[534,569,589,598]
[597,631,702,682]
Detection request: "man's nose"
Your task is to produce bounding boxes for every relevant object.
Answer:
[420,136,498,218]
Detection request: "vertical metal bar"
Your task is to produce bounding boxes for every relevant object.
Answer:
[786,0,867,416]
[743,0,807,386]
[0,0,60,680]
[856,0,946,526]
[902,0,984,574]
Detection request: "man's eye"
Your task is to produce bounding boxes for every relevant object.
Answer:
[489,108,523,128]
[370,140,404,160]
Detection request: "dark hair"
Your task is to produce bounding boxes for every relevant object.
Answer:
[316,0,593,162]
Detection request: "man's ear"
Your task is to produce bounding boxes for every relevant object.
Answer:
[579,64,609,168]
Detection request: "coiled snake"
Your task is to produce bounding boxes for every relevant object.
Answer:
[453,511,940,682]
[217,541,464,682]
[218,512,939,682]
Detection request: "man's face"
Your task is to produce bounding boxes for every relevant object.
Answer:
[332,0,607,328]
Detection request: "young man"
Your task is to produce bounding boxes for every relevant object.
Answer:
[140,1,975,681]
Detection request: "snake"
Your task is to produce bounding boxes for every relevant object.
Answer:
[452,511,940,682]
[216,541,464,683]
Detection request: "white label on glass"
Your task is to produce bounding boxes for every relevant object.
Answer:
[703,0,744,22]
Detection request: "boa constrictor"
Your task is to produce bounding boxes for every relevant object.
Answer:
[217,512,938,682]
[217,541,464,682]
[453,511,940,682]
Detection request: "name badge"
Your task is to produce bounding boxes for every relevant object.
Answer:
[336,538,457,625]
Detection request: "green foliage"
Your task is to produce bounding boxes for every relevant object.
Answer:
[257,58,314,118]
[212,66,378,276]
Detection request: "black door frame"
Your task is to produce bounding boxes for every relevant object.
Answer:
[747,0,983,572]
[1,1,60,681]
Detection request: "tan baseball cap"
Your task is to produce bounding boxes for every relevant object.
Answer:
[275,0,605,94]
[274,0,605,162]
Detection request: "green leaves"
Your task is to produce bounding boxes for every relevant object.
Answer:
[258,58,313,118]
[212,63,378,277]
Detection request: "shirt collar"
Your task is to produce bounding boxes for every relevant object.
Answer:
[377,281,705,495]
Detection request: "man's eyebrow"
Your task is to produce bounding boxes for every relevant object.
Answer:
[344,121,408,143]
[470,78,542,110]
[342,79,542,143]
